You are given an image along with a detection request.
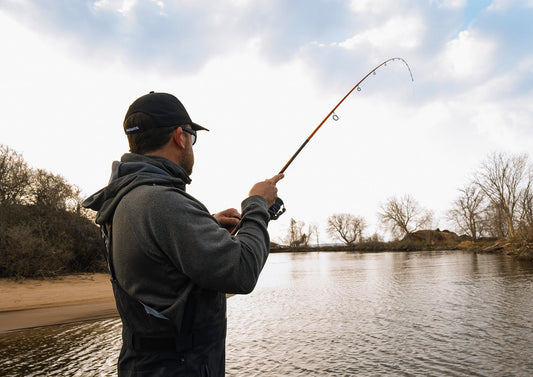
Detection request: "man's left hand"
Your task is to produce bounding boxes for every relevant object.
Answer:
[214,208,241,232]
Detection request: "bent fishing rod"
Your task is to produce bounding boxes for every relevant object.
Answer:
[232,57,414,234]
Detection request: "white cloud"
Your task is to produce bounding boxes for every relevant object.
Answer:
[334,14,425,51]
[487,0,533,10]
[438,30,497,81]
[437,0,467,9]
[92,0,167,16]
[473,101,533,152]
[348,0,397,14]
[229,0,254,6]
[488,0,518,11]
[93,0,138,14]
[494,0,533,10]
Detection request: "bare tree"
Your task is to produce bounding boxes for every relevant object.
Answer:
[474,152,530,238]
[378,195,433,238]
[482,203,508,238]
[0,145,31,205]
[284,218,309,247]
[327,213,366,245]
[28,169,76,210]
[365,233,383,243]
[447,183,485,241]
[308,223,320,247]
[517,176,533,241]
[69,184,95,219]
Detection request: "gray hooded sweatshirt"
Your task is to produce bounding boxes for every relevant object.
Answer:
[83,153,271,330]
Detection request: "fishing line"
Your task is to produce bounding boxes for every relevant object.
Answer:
[232,57,414,234]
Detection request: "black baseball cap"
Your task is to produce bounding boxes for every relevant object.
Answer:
[124,91,209,134]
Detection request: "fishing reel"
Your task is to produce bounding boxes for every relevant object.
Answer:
[231,197,285,236]
[268,197,286,220]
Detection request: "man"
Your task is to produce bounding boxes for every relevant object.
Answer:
[83,91,283,376]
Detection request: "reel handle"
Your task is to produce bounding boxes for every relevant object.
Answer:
[268,197,286,220]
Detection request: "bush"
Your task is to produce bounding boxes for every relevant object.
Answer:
[0,204,105,278]
[0,144,105,278]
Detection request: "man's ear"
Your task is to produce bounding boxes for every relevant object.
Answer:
[173,127,186,149]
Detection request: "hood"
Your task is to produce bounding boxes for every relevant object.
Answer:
[82,153,191,225]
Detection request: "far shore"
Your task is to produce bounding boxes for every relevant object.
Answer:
[271,239,533,261]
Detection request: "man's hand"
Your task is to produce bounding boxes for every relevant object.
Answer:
[249,174,285,207]
[214,208,241,232]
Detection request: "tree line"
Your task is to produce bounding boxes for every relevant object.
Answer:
[282,152,533,247]
[0,145,104,278]
[2,144,531,276]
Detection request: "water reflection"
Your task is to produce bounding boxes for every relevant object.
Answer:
[226,251,533,376]
[0,319,121,376]
[1,251,532,376]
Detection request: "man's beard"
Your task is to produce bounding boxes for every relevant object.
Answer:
[180,143,194,176]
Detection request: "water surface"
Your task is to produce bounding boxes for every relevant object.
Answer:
[1,250,532,376]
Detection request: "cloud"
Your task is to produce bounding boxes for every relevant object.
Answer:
[488,0,533,10]
[439,30,497,80]
[481,4,533,67]
[348,0,401,14]
[92,0,141,14]
[0,1,467,87]
[0,0,359,73]
[0,1,236,71]
[437,0,467,9]
[334,14,425,51]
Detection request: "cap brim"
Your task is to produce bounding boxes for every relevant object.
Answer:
[191,122,209,132]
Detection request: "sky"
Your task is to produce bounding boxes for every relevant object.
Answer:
[1,0,532,244]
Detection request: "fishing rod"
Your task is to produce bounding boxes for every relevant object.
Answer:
[279,57,413,176]
[268,57,413,218]
[233,57,414,233]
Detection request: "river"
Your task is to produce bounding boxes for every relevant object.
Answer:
[1,250,532,376]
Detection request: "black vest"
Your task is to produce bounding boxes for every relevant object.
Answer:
[101,224,227,377]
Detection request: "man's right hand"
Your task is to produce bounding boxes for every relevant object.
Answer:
[249,174,284,208]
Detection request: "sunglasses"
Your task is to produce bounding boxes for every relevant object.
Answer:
[181,127,197,145]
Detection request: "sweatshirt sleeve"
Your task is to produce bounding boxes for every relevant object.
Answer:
[147,189,271,295]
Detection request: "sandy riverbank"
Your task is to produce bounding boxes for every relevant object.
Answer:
[0,273,118,333]
[0,273,236,333]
